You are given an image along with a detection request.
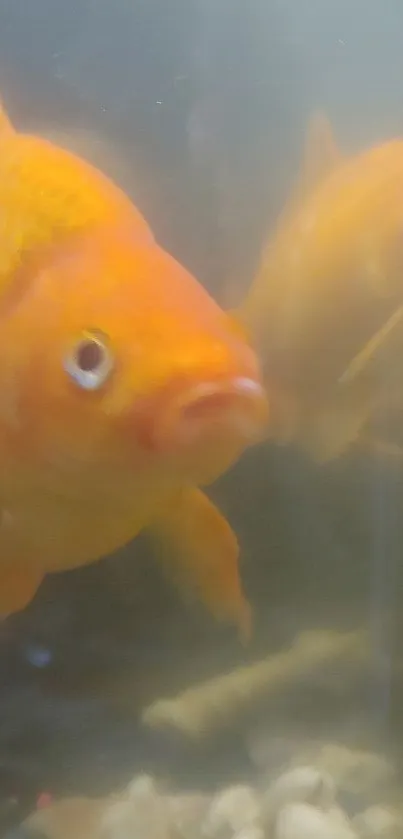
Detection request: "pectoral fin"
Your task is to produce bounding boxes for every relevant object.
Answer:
[148,487,252,643]
[235,112,343,344]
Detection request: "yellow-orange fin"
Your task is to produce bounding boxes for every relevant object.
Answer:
[236,110,342,332]
[0,98,15,139]
[301,110,342,190]
[339,304,403,385]
[283,110,343,216]
[149,487,252,644]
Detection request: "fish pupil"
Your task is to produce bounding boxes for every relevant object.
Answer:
[76,339,104,372]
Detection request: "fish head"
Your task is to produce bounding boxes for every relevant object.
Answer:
[7,226,269,490]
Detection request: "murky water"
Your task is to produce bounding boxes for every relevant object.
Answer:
[1,1,403,835]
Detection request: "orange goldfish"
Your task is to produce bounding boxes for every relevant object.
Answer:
[239,112,403,462]
[0,97,269,637]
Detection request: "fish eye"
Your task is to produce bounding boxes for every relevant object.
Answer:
[64,331,113,391]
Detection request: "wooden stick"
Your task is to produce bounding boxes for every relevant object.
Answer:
[142,629,367,739]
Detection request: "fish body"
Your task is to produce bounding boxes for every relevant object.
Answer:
[240,113,403,460]
[0,98,268,632]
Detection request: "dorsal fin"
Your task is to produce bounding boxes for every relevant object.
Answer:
[235,111,343,330]
[0,98,15,139]
[286,110,343,214]
[301,110,342,189]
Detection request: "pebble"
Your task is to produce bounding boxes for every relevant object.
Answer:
[101,775,168,839]
[165,793,211,838]
[353,806,403,838]
[248,735,394,805]
[201,785,260,839]
[234,827,266,839]
[14,750,401,839]
[301,745,394,799]
[101,797,169,839]
[275,802,357,839]
[103,776,210,839]
[124,774,159,801]
[261,765,336,831]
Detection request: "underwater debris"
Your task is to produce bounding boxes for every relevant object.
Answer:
[141,629,367,738]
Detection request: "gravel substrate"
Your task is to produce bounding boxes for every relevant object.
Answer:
[19,737,402,839]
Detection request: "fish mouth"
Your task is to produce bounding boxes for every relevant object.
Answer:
[147,376,269,454]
